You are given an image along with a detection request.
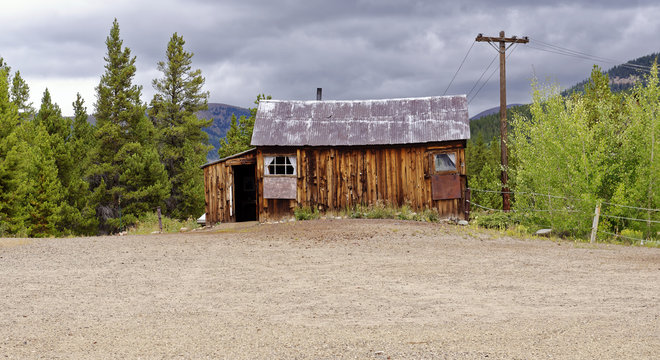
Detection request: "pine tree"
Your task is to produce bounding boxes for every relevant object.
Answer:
[89,19,169,233]
[217,114,244,158]
[25,124,63,237]
[34,89,72,184]
[72,94,95,148]
[66,94,99,234]
[0,65,19,141]
[217,94,271,158]
[10,71,33,117]
[0,64,19,234]
[1,120,63,237]
[149,32,211,219]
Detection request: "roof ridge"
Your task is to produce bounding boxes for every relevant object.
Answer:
[260,94,467,103]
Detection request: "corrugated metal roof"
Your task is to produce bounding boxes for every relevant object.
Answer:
[251,95,470,146]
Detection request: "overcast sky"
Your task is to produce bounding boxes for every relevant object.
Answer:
[1,0,658,116]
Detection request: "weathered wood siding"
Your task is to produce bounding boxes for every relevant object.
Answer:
[203,151,256,224]
[204,142,467,225]
[255,141,466,222]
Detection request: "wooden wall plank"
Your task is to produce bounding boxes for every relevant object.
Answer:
[203,143,468,224]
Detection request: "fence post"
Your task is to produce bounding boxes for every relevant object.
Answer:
[464,188,471,220]
[157,207,162,233]
[590,202,601,244]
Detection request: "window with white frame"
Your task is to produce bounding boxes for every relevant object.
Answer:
[264,155,296,175]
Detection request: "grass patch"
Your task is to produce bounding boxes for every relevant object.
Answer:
[470,210,659,248]
[296,202,445,224]
[127,212,200,235]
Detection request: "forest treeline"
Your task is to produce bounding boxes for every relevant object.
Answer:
[563,53,660,95]
[467,64,659,240]
[0,19,222,237]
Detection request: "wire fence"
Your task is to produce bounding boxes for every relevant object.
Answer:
[467,188,659,245]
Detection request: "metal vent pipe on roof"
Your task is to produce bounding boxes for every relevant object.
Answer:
[317,88,322,101]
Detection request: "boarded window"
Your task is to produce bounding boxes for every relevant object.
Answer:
[263,177,297,199]
[431,174,462,200]
[264,156,296,175]
[263,155,297,199]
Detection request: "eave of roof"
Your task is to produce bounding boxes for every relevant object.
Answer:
[200,148,256,169]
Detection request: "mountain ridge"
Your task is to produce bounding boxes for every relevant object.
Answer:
[198,103,251,161]
[470,52,658,123]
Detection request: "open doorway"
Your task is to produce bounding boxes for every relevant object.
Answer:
[233,164,257,222]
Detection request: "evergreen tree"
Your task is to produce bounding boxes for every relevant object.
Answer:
[0,66,20,141]
[89,19,169,233]
[60,94,99,235]
[0,61,63,237]
[0,58,9,74]
[149,32,211,219]
[10,71,33,117]
[0,64,19,234]
[72,94,95,148]
[217,94,271,158]
[34,88,72,185]
[217,114,243,158]
[24,123,63,237]
[1,120,63,237]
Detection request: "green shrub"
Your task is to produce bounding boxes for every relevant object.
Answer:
[365,202,396,219]
[472,211,518,230]
[348,204,368,219]
[294,206,320,220]
[620,228,644,245]
[412,208,440,222]
[396,205,415,220]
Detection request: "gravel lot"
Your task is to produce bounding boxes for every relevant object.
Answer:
[1,219,659,359]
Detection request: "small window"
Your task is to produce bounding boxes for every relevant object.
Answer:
[264,156,296,175]
[433,152,457,173]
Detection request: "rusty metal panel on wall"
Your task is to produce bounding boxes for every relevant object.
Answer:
[263,176,297,199]
[431,174,462,200]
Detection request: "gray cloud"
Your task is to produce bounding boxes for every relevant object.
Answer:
[1,0,658,116]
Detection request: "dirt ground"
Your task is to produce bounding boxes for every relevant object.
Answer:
[0,219,658,359]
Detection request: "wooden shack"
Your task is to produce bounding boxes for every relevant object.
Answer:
[202,95,470,224]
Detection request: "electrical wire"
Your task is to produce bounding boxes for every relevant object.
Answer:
[468,64,498,104]
[530,39,620,64]
[443,41,475,96]
[527,39,653,73]
[531,39,654,72]
[468,43,519,104]
[466,52,498,99]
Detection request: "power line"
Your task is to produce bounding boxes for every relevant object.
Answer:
[531,39,654,71]
[466,52,498,99]
[443,41,475,96]
[530,39,620,64]
[468,62,498,104]
[527,39,653,73]
[468,43,519,104]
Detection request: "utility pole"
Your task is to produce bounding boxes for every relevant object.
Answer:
[475,31,528,211]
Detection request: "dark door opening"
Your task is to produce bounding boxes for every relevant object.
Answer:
[233,164,257,222]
